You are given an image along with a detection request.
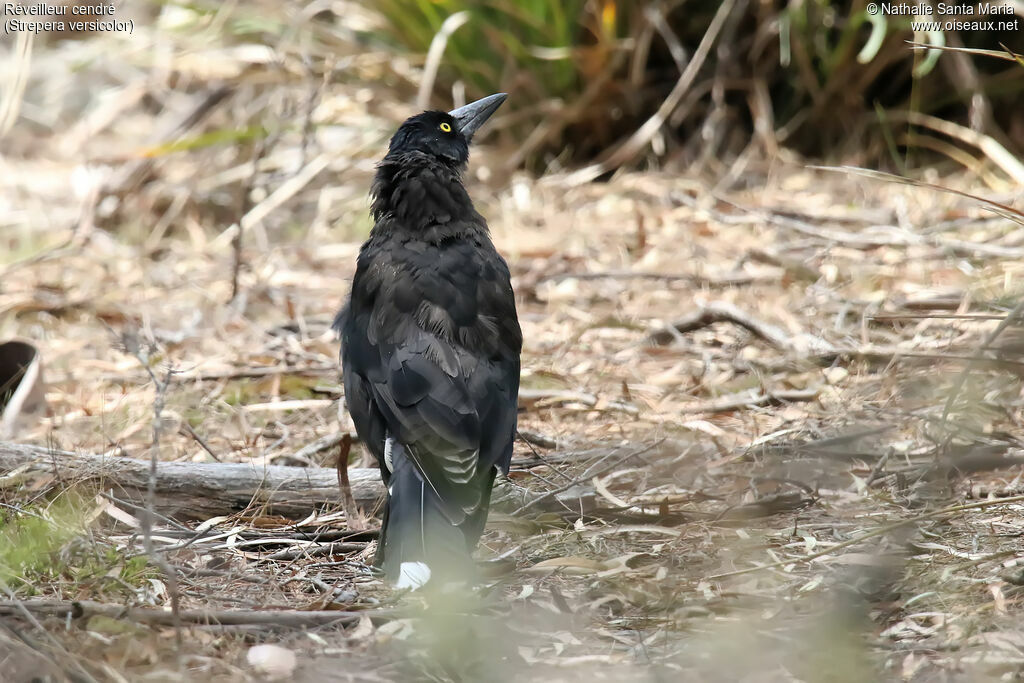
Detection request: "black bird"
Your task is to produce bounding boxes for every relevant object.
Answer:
[335,94,521,589]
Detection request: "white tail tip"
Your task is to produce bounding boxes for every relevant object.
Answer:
[394,561,431,590]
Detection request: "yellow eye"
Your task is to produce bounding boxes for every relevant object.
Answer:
[439,122,452,132]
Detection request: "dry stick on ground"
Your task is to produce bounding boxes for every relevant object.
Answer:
[677,388,820,414]
[179,422,222,462]
[516,430,574,484]
[536,271,765,287]
[336,433,367,531]
[647,305,1024,373]
[744,346,1024,373]
[0,580,100,683]
[705,192,915,248]
[516,428,559,450]
[278,432,348,466]
[0,600,386,628]
[518,388,598,409]
[262,543,369,561]
[512,440,666,515]
[707,493,1024,581]
[864,450,894,486]
[811,166,1024,230]
[647,300,822,352]
[870,313,1009,321]
[96,362,338,384]
[745,248,823,283]
[941,299,1024,422]
[680,186,1024,259]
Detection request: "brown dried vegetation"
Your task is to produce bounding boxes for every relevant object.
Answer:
[2,3,1024,682]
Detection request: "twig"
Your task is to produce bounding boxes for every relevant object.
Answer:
[708,493,1024,580]
[516,429,559,450]
[537,271,763,287]
[124,336,184,652]
[516,429,573,484]
[677,388,819,414]
[745,248,822,282]
[518,389,597,408]
[685,189,1024,259]
[293,432,347,461]
[870,313,1007,321]
[648,300,808,352]
[98,492,191,532]
[97,363,337,384]
[705,192,904,248]
[103,86,233,199]
[242,399,334,412]
[0,27,33,138]
[565,0,737,184]
[235,152,330,250]
[644,4,688,73]
[230,135,266,301]
[513,441,665,515]
[336,433,367,531]
[864,450,893,486]
[810,166,1024,229]
[0,581,100,683]
[715,491,815,521]
[417,12,470,109]
[942,299,1024,422]
[739,345,1024,373]
[262,542,368,561]
[904,111,1024,185]
[179,422,222,462]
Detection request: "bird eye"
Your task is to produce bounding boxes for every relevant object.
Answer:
[439,122,452,132]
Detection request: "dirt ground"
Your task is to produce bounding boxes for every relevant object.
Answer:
[3,15,1024,682]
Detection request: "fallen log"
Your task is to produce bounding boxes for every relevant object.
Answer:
[0,441,382,520]
[0,599,379,628]
[0,441,676,522]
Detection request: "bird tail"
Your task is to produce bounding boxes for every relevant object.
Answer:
[374,442,477,589]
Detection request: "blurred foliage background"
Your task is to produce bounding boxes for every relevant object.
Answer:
[356,0,1023,174]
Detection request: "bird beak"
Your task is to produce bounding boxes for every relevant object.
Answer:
[449,93,507,140]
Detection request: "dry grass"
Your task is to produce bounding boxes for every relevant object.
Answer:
[2,3,1024,682]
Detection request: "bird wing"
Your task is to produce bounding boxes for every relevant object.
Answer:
[340,234,521,526]
[337,303,389,476]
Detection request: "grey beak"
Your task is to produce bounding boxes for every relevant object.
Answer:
[449,93,507,140]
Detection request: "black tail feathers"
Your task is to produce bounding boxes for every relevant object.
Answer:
[375,442,487,588]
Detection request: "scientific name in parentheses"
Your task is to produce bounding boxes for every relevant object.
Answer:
[3,3,133,34]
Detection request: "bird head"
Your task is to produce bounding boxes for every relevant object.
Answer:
[386,93,507,167]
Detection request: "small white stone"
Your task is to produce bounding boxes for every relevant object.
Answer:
[247,644,297,679]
